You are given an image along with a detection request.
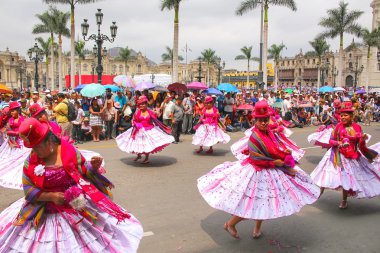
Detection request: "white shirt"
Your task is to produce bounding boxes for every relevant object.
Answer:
[223,97,234,112]
[162,101,174,120]
[283,99,292,113]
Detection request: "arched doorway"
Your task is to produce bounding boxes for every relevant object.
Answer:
[345,75,354,88]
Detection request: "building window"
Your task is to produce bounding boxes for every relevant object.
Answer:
[83,64,88,72]
[307,59,310,64]
[119,65,123,74]
[11,57,14,62]
[349,62,353,69]
[138,64,142,73]
[112,65,116,74]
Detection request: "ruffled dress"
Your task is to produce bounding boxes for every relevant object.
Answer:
[198,127,319,220]
[192,107,230,147]
[307,113,340,147]
[0,165,143,252]
[116,109,174,155]
[311,123,380,198]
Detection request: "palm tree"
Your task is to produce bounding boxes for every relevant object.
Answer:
[309,37,330,90]
[119,47,133,76]
[75,41,86,85]
[360,28,380,92]
[50,7,70,91]
[161,0,183,83]
[268,43,286,92]
[235,46,256,89]
[33,7,57,90]
[36,37,52,87]
[319,1,363,88]
[236,0,297,89]
[43,0,101,89]
[161,46,184,75]
[201,48,218,86]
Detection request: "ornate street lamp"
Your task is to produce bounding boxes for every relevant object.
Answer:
[195,57,204,83]
[215,58,225,87]
[349,56,364,90]
[81,9,117,84]
[333,66,339,87]
[28,43,44,91]
[15,64,26,90]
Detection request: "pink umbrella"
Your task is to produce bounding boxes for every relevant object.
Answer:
[298,103,314,108]
[237,104,254,110]
[187,82,207,90]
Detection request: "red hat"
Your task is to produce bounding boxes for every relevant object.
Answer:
[19,118,50,148]
[8,101,21,111]
[137,95,148,105]
[253,100,271,118]
[333,99,342,109]
[339,101,355,113]
[204,96,214,104]
[29,103,45,118]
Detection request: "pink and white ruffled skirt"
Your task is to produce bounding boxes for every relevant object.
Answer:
[197,160,319,220]
[311,147,380,198]
[116,127,174,155]
[307,127,333,146]
[192,124,230,147]
[0,198,143,253]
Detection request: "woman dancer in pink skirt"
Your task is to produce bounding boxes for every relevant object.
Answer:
[198,100,319,239]
[0,118,143,252]
[116,95,174,164]
[311,101,380,209]
[192,96,230,154]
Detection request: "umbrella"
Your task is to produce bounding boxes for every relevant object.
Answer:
[318,86,334,93]
[168,82,188,94]
[355,89,366,94]
[204,88,223,96]
[74,84,87,92]
[153,85,169,92]
[113,75,135,88]
[135,81,155,91]
[283,88,294,94]
[80,83,106,98]
[369,87,380,93]
[0,84,12,94]
[187,82,207,90]
[333,87,346,92]
[104,84,121,92]
[237,104,254,111]
[271,102,283,108]
[217,83,238,93]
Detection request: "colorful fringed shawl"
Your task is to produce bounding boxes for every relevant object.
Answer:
[248,126,296,176]
[14,140,130,227]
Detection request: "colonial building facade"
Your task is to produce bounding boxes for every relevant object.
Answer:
[0,46,220,90]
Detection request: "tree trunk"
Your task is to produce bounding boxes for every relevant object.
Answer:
[317,65,321,91]
[172,6,179,83]
[58,34,63,92]
[247,60,250,89]
[125,61,128,76]
[45,58,49,90]
[274,62,278,92]
[366,47,371,92]
[50,33,55,91]
[79,60,82,85]
[70,4,75,89]
[207,63,210,87]
[263,4,268,89]
[338,34,344,88]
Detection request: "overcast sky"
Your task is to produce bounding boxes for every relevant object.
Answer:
[0,0,373,70]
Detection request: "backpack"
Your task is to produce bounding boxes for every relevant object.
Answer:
[64,101,78,121]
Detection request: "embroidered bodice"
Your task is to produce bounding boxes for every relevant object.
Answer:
[332,123,362,159]
[202,107,219,125]
[9,116,24,131]
[133,110,154,130]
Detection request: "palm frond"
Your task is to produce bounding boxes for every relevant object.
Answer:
[235,55,247,60]
[270,0,297,11]
[236,0,260,16]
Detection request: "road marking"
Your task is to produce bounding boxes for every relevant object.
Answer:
[78,144,117,149]
[143,231,154,237]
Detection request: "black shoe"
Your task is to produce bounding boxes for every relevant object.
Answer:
[172,141,179,144]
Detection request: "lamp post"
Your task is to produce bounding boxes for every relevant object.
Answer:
[15,64,26,90]
[349,56,364,90]
[91,62,96,83]
[319,59,330,87]
[216,58,225,87]
[81,9,117,84]
[151,73,155,84]
[28,43,44,91]
[195,57,204,82]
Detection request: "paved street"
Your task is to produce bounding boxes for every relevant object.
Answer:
[1,125,380,253]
